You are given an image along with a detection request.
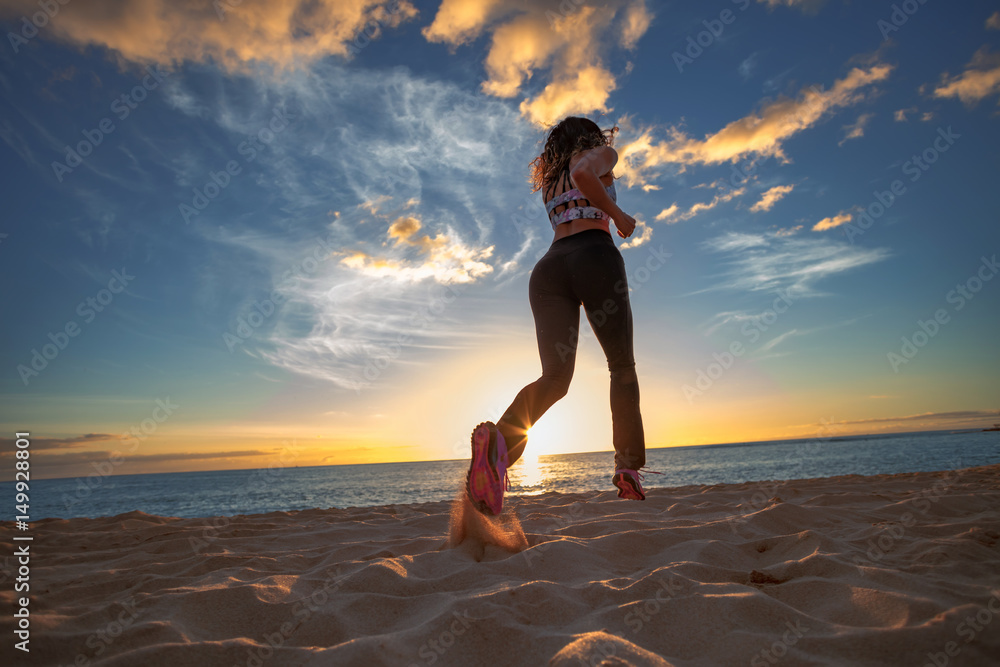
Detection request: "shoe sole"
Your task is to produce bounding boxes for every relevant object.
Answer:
[613,472,645,501]
[466,422,501,515]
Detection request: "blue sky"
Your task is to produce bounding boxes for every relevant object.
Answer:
[1,0,998,479]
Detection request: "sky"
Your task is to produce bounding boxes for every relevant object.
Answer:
[1,0,998,480]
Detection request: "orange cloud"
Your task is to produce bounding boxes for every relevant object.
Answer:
[422,0,507,45]
[343,216,493,284]
[620,218,652,249]
[617,64,892,187]
[620,0,653,50]
[812,211,852,231]
[658,187,746,223]
[0,0,417,71]
[750,184,794,212]
[423,0,653,126]
[933,48,1000,106]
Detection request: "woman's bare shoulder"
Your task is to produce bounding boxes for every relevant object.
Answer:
[569,146,618,177]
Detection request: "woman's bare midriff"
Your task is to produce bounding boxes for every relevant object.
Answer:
[552,218,611,242]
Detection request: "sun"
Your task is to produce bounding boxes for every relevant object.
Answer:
[525,414,564,458]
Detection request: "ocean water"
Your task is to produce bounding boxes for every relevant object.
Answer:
[9,429,1000,520]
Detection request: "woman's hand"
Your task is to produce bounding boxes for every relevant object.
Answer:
[613,211,636,239]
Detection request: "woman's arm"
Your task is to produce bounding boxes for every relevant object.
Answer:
[569,146,636,238]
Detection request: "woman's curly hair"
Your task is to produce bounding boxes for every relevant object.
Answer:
[530,116,618,193]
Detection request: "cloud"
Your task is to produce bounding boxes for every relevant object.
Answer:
[620,0,653,50]
[342,215,494,284]
[739,53,759,80]
[0,0,418,72]
[773,225,803,236]
[657,186,747,223]
[655,204,679,221]
[835,410,1000,428]
[620,218,652,249]
[750,184,794,212]
[423,0,653,126]
[757,328,800,354]
[933,47,1000,106]
[987,12,1000,30]
[0,433,117,451]
[174,61,542,390]
[422,0,508,45]
[699,230,890,296]
[838,112,873,146]
[757,0,825,9]
[812,211,853,231]
[617,63,892,187]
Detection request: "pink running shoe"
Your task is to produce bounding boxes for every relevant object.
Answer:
[613,469,646,501]
[466,421,509,516]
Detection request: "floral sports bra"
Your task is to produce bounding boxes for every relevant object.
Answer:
[544,166,616,231]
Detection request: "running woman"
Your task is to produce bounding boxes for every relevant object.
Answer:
[466,116,648,516]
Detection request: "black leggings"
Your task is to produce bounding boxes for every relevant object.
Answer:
[497,229,645,470]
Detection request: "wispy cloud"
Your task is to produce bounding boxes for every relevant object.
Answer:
[932,47,1000,106]
[987,12,1000,30]
[617,63,892,187]
[739,53,759,80]
[170,62,540,389]
[658,187,746,223]
[699,231,890,295]
[838,112,873,146]
[835,410,1000,429]
[750,184,795,212]
[0,433,117,451]
[757,0,825,10]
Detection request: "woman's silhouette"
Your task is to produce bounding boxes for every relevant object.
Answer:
[466,117,648,516]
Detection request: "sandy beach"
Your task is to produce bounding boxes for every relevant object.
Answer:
[3,464,999,666]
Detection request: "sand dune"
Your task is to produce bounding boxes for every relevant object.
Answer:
[2,465,999,666]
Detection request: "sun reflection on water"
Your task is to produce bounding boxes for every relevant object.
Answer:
[511,451,544,492]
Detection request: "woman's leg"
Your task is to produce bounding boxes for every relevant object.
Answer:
[565,234,646,470]
[496,248,579,466]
